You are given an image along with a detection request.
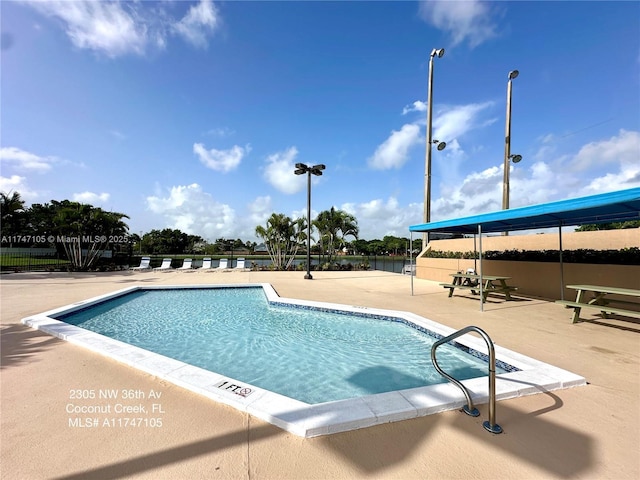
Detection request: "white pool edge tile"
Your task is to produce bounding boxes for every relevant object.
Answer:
[21,283,587,438]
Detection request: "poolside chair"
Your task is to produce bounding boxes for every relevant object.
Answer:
[176,258,194,271]
[234,258,247,271]
[130,256,151,270]
[200,257,212,270]
[154,258,173,271]
[215,258,228,271]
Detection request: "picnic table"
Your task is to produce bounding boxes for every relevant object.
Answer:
[556,285,640,323]
[440,273,518,301]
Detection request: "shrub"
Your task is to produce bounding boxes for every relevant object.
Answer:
[424,247,639,265]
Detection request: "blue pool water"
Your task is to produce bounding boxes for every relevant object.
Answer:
[55,287,508,404]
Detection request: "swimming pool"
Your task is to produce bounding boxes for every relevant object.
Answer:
[22,284,586,437]
[51,286,512,404]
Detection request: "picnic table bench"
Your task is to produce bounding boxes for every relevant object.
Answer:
[556,285,640,323]
[440,273,518,301]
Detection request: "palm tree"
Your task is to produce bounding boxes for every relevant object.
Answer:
[255,213,307,270]
[313,207,358,265]
[0,191,27,240]
[52,201,129,270]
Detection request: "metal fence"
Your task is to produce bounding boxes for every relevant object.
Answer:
[1,250,415,274]
[0,250,71,272]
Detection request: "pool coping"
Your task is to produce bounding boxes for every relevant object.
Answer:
[21,283,586,438]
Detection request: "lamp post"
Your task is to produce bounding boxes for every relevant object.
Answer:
[502,70,521,236]
[294,162,325,279]
[423,47,446,250]
[502,69,520,211]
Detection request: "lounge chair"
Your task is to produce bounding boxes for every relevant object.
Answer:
[234,258,247,270]
[200,257,212,270]
[215,258,228,271]
[130,256,151,270]
[154,258,173,271]
[177,258,193,271]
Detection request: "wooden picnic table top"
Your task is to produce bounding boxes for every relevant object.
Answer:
[450,273,511,281]
[565,285,640,297]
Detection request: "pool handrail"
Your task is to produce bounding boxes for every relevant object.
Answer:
[431,325,503,434]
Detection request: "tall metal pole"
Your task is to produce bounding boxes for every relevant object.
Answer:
[502,70,518,236]
[423,48,444,250]
[502,79,514,211]
[294,163,324,280]
[502,70,519,211]
[305,169,312,280]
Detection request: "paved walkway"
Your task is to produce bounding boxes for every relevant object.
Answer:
[1,270,638,479]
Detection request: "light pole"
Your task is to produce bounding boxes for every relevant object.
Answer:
[423,47,446,250]
[294,162,325,279]
[502,69,520,211]
[502,70,521,236]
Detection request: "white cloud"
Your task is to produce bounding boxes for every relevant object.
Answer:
[0,175,38,203]
[247,196,273,227]
[340,197,423,240]
[146,183,237,240]
[393,101,496,166]
[193,143,249,172]
[429,129,640,224]
[27,0,221,58]
[0,146,57,173]
[110,130,126,141]
[206,127,235,137]
[569,129,640,172]
[72,191,110,204]
[432,102,495,142]
[173,0,220,48]
[402,101,427,115]
[570,130,640,194]
[418,0,498,48]
[263,147,307,194]
[368,124,422,170]
[29,0,149,57]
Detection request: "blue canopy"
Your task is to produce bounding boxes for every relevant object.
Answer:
[409,188,640,235]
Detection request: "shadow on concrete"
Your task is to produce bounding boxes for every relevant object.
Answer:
[12,345,590,479]
[449,383,593,478]
[115,277,163,283]
[318,414,438,475]
[311,273,404,281]
[52,405,434,480]
[51,422,280,480]
[576,316,640,333]
[0,323,60,370]
[52,366,435,479]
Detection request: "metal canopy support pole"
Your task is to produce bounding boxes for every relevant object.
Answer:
[559,225,565,301]
[473,234,477,273]
[478,224,484,312]
[410,231,414,296]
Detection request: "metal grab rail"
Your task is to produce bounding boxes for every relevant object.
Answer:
[431,325,503,434]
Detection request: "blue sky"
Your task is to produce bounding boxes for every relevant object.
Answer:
[1,0,639,242]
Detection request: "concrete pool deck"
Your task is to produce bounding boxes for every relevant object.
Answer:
[1,270,639,479]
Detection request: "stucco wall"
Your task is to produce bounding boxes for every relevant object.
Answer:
[427,228,639,252]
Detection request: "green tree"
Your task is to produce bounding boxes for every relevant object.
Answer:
[313,207,358,265]
[47,200,129,270]
[576,221,640,231]
[141,229,202,254]
[0,191,27,240]
[382,235,407,255]
[351,239,371,255]
[244,240,257,253]
[255,213,306,269]
[25,202,57,238]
